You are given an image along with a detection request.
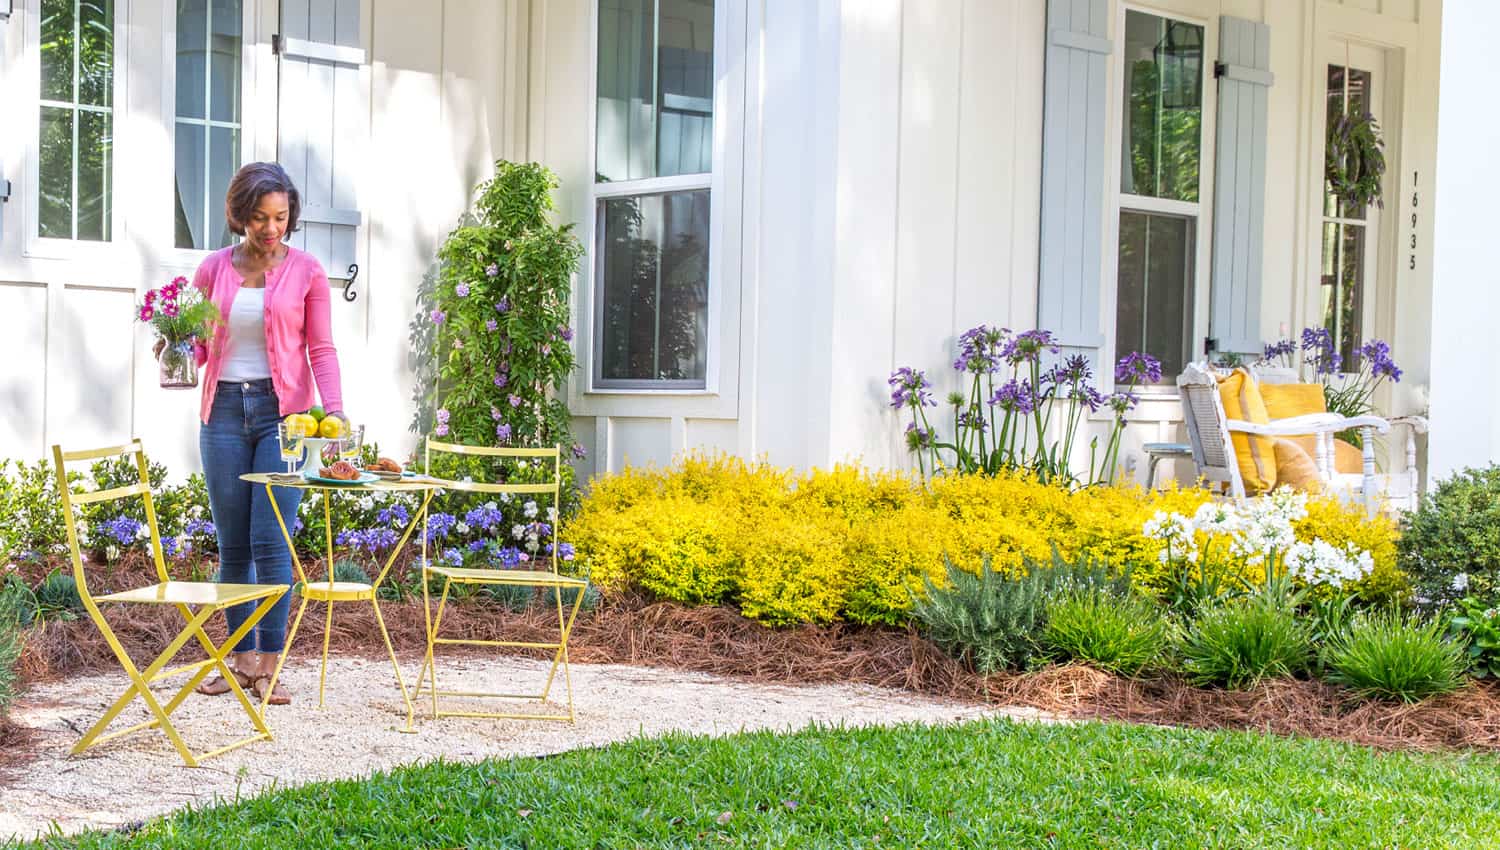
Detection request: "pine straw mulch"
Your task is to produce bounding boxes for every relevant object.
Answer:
[10,585,1500,757]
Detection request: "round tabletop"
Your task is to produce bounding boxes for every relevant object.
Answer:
[239,472,447,492]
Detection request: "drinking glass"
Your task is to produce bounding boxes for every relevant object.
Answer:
[340,424,365,463]
[277,422,305,473]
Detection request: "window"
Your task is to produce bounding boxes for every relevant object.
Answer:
[593,0,714,389]
[38,0,115,241]
[173,0,244,251]
[1114,9,1204,383]
[1320,63,1373,368]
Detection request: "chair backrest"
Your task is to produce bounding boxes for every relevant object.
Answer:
[51,441,172,607]
[1249,364,1301,386]
[423,439,563,566]
[1175,363,1245,498]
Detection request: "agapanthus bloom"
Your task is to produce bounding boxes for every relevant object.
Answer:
[1358,338,1402,382]
[1283,539,1374,589]
[1114,351,1162,384]
[887,367,935,409]
[571,443,587,459]
[989,379,1036,415]
[1002,329,1060,365]
[1261,338,1297,364]
[953,325,1003,373]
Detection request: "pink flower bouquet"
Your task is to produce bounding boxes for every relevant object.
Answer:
[137,276,219,388]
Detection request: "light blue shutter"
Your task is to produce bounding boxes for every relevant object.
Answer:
[278,0,363,282]
[1038,0,1111,367]
[1209,16,1273,356]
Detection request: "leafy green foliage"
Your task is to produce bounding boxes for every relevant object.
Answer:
[24,719,1500,849]
[1448,597,1500,679]
[1325,110,1387,211]
[331,559,370,585]
[1178,595,1311,689]
[412,160,583,456]
[912,551,1129,674]
[34,569,83,621]
[1042,588,1172,675]
[0,597,22,720]
[0,458,79,562]
[1399,465,1500,608]
[1327,611,1466,702]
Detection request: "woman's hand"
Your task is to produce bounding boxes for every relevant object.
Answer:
[152,339,165,360]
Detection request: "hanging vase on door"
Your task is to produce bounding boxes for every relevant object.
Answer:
[158,341,199,389]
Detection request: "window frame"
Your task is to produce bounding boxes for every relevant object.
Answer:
[1104,2,1217,396]
[585,0,725,395]
[162,0,257,266]
[22,0,130,259]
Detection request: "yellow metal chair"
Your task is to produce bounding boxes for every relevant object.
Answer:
[409,441,588,728]
[52,441,287,767]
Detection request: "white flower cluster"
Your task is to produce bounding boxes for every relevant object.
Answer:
[1143,511,1197,564]
[1453,572,1470,592]
[1282,539,1374,589]
[523,500,539,519]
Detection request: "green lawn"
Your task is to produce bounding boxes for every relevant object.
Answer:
[15,718,1500,849]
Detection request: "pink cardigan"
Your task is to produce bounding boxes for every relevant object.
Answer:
[192,246,344,424]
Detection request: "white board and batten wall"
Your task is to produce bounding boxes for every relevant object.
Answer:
[0,0,531,475]
[539,0,1445,483]
[0,0,1455,486]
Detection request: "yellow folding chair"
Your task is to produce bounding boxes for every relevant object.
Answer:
[408,440,588,728]
[53,441,287,767]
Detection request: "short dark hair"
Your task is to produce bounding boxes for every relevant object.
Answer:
[224,162,301,237]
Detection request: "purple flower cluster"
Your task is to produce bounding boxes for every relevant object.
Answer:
[425,512,458,542]
[1114,352,1162,385]
[989,379,1037,415]
[97,516,143,545]
[183,518,216,538]
[887,367,935,410]
[464,503,506,534]
[1301,327,1343,375]
[1358,339,1402,382]
[376,504,411,527]
[159,536,191,559]
[953,326,1004,374]
[544,542,576,561]
[335,526,399,554]
[1262,338,1298,363]
[571,443,588,460]
[1002,329,1059,365]
[455,283,470,297]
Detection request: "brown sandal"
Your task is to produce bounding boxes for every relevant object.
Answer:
[196,668,253,696]
[253,676,291,706]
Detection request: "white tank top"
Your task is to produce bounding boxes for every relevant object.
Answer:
[219,287,272,382]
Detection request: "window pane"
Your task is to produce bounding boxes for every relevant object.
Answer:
[1117,211,1194,381]
[78,0,114,107]
[209,0,243,122]
[208,126,241,248]
[174,121,205,248]
[40,0,74,103]
[176,0,208,120]
[595,0,713,183]
[1119,11,1202,202]
[597,189,710,384]
[76,109,113,241]
[39,107,74,239]
[1320,222,1366,368]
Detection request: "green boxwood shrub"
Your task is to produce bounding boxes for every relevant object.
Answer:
[1399,465,1500,608]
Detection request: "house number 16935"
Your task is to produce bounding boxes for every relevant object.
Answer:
[1409,171,1419,271]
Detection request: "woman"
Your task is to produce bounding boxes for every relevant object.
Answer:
[186,162,347,704]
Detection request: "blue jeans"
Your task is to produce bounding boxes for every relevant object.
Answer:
[200,379,302,654]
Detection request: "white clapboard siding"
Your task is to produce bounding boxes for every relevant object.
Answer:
[278,0,363,281]
[1209,16,1273,356]
[1037,0,1110,368]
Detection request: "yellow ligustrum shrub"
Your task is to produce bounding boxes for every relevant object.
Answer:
[566,452,1405,626]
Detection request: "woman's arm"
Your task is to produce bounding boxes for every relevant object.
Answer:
[304,262,345,415]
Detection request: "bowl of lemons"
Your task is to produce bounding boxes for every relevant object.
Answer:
[281,407,360,477]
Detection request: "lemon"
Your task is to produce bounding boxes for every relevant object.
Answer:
[317,416,344,439]
[284,413,317,437]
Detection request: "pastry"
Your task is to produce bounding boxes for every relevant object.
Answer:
[324,460,361,480]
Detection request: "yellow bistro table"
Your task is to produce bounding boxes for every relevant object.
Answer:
[240,472,441,722]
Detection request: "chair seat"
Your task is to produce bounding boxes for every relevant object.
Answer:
[96,581,281,607]
[298,581,376,601]
[426,566,586,587]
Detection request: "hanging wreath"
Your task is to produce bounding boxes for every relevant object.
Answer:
[1326,111,1387,210]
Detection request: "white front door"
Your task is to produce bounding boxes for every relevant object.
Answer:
[1318,40,1388,367]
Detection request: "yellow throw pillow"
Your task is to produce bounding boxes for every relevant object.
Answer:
[1216,369,1277,495]
[1259,382,1327,421]
[1258,383,1363,475]
[1272,438,1324,494]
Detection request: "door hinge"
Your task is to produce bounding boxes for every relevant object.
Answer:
[272,33,283,55]
[1203,336,1218,356]
[1213,61,1227,79]
[0,179,10,203]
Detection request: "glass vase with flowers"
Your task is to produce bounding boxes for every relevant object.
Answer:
[137,276,220,389]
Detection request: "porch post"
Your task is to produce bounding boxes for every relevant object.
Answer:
[1428,2,1500,479]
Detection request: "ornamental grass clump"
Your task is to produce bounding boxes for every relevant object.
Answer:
[1042,588,1172,676]
[888,327,1160,486]
[1326,612,1467,703]
[1178,595,1311,689]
